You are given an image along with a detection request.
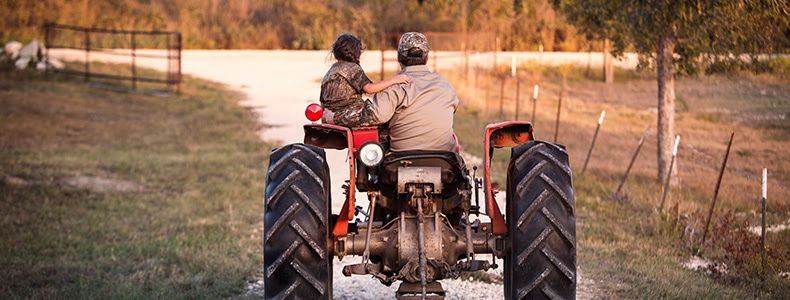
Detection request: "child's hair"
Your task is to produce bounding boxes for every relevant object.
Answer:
[331,33,364,65]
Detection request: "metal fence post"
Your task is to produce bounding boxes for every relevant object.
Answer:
[659,135,681,213]
[493,37,499,71]
[44,24,51,73]
[702,132,735,245]
[485,74,490,117]
[84,29,90,82]
[531,84,539,123]
[131,32,137,90]
[380,33,386,81]
[499,74,505,120]
[554,76,566,143]
[177,33,182,93]
[581,110,606,175]
[514,75,520,120]
[614,120,653,196]
[761,168,767,284]
[433,47,438,72]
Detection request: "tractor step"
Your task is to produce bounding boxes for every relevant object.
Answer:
[396,281,445,300]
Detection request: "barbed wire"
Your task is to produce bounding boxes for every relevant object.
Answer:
[643,132,788,215]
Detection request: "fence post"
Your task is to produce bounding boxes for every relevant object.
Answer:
[44,24,50,73]
[581,110,605,175]
[554,75,566,143]
[176,33,182,93]
[761,168,767,284]
[433,48,438,72]
[702,132,735,245]
[84,29,90,82]
[531,84,539,123]
[511,56,517,78]
[167,34,172,90]
[514,75,520,120]
[131,32,137,91]
[380,34,385,81]
[464,32,470,80]
[485,73,490,117]
[614,120,653,196]
[493,37,499,71]
[659,135,680,213]
[499,74,505,120]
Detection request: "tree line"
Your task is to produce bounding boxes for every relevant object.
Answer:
[1,0,593,51]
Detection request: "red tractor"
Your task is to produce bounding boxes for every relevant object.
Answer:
[264,104,576,299]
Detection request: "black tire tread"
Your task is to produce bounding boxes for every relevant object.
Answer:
[506,141,576,300]
[264,144,331,300]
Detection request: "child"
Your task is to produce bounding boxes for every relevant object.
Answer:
[320,33,410,126]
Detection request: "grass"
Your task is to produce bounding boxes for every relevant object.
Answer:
[448,63,790,298]
[0,64,270,298]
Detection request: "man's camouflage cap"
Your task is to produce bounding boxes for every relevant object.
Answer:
[398,32,429,56]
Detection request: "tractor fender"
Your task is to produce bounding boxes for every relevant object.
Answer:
[303,124,380,237]
[483,121,534,235]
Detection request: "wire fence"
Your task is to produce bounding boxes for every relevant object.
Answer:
[379,31,498,81]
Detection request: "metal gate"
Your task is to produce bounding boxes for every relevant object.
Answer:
[44,23,181,93]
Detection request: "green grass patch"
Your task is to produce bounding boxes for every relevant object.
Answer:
[0,66,269,298]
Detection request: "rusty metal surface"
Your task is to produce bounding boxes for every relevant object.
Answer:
[397,167,443,193]
[396,281,445,300]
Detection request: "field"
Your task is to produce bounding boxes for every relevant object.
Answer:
[1,53,788,299]
[446,63,790,298]
[0,65,269,298]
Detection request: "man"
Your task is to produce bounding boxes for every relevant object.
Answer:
[323,32,459,152]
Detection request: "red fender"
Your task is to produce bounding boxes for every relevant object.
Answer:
[483,121,534,235]
[303,123,378,237]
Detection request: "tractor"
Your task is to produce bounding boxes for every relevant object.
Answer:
[263,104,576,299]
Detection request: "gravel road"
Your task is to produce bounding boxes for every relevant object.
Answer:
[49,49,599,299]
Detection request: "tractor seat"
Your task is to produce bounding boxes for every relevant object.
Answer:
[379,150,467,194]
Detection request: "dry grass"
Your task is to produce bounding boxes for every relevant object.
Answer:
[448,63,790,298]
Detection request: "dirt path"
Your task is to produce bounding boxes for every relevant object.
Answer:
[50,49,599,299]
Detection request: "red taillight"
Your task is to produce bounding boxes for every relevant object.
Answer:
[305,103,323,122]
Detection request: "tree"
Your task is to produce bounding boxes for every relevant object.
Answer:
[552,0,790,185]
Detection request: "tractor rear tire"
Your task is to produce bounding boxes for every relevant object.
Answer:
[264,144,332,300]
[505,141,576,300]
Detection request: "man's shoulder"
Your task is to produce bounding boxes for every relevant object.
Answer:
[425,71,455,90]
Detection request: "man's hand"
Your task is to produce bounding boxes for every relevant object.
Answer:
[322,109,335,124]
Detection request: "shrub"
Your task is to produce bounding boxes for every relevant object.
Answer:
[768,56,790,79]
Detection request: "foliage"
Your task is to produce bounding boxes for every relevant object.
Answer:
[551,0,790,184]
[769,56,790,79]
[681,209,790,296]
[1,0,588,51]
[553,0,790,75]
